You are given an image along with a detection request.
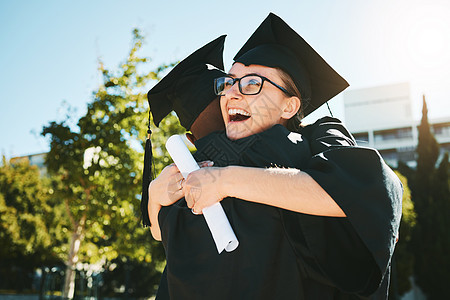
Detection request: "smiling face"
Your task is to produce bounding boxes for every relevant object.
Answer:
[220,63,299,140]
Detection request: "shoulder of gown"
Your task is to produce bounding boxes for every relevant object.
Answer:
[286,116,403,296]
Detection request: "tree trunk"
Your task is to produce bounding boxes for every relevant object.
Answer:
[62,217,85,299]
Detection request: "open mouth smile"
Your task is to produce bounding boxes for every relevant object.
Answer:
[228,108,251,122]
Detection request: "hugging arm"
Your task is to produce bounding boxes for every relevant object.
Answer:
[147,164,185,241]
[183,165,346,217]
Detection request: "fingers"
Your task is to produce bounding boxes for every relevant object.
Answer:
[178,177,185,190]
[174,173,185,187]
[152,164,186,206]
[164,168,183,192]
[184,184,195,208]
[168,175,185,197]
[161,181,184,206]
[164,163,180,174]
[185,192,194,209]
[183,170,199,202]
[183,175,195,208]
[169,187,185,202]
[191,208,202,215]
[198,160,214,168]
[185,186,203,214]
[183,173,204,213]
[182,167,222,215]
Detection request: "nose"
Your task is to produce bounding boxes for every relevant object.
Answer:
[224,80,242,100]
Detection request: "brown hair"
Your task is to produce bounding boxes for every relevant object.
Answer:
[275,68,306,132]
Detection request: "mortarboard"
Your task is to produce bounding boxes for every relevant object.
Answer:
[141,35,227,227]
[234,13,349,117]
[148,35,227,130]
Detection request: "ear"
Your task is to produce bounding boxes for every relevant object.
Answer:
[281,96,301,120]
[186,132,197,145]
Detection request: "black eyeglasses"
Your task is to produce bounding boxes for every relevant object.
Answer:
[214,74,291,96]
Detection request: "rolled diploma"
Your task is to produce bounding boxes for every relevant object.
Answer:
[166,135,239,253]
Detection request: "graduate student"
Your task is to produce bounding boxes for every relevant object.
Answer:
[145,13,403,299]
[140,34,227,233]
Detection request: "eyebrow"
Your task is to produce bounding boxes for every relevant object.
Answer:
[227,72,262,77]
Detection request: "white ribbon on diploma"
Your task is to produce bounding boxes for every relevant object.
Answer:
[165,135,239,253]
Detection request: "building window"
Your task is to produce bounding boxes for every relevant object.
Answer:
[374,127,413,142]
[397,150,416,162]
[440,143,450,153]
[379,148,416,167]
[353,132,369,144]
[379,149,398,161]
[432,123,450,138]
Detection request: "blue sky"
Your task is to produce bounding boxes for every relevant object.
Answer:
[1,0,450,158]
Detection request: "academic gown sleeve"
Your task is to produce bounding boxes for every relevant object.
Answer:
[284,117,402,296]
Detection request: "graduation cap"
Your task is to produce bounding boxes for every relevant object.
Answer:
[140,35,227,227]
[234,13,349,117]
[148,35,227,130]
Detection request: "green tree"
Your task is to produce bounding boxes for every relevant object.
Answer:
[0,157,62,292]
[433,152,449,216]
[410,96,450,299]
[41,29,183,298]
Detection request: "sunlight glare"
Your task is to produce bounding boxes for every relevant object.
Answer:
[407,18,449,68]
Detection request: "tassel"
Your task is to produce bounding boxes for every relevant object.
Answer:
[140,125,153,227]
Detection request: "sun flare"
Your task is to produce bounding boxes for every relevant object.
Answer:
[406,17,450,68]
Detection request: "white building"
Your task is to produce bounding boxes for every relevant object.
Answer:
[343,82,450,168]
[10,152,47,176]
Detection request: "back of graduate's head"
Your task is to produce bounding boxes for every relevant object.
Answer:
[233,13,349,130]
[187,97,224,144]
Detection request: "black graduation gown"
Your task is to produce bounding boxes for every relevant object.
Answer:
[155,118,402,299]
[284,117,403,299]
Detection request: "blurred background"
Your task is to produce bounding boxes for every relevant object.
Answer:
[0,0,448,299]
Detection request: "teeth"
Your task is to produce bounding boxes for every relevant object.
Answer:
[228,108,251,117]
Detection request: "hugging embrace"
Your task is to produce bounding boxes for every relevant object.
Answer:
[141,13,402,300]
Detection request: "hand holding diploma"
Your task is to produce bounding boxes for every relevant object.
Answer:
[165,135,239,254]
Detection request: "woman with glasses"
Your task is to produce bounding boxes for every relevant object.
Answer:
[187,64,346,217]
[150,13,402,299]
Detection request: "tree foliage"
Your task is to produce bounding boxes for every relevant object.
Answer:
[41,29,184,298]
[410,97,450,299]
[0,158,62,291]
